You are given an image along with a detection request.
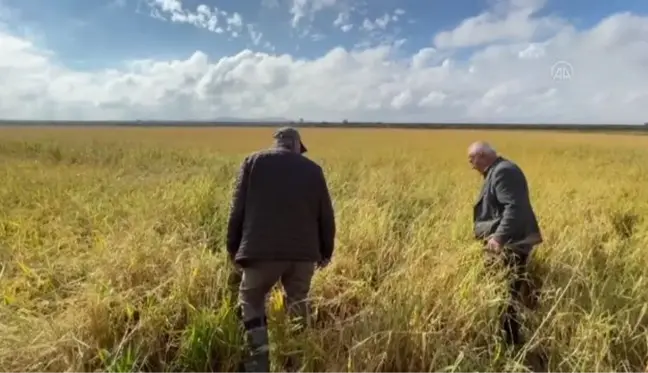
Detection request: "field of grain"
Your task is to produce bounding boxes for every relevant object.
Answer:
[1,126,648,372]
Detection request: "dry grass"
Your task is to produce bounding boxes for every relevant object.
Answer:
[1,126,648,372]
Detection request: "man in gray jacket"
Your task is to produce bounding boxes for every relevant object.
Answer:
[227,126,336,372]
[468,141,542,347]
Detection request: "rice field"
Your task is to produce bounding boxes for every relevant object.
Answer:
[1,126,648,372]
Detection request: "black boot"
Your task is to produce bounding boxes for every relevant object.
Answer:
[501,303,524,346]
[243,316,270,372]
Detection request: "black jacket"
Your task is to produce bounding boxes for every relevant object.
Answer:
[226,146,336,265]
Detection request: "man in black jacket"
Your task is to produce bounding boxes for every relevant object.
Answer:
[227,126,336,372]
[468,141,542,347]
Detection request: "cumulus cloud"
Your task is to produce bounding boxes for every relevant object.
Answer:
[433,0,567,49]
[0,2,647,123]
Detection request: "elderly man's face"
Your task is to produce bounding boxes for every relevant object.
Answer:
[468,149,487,173]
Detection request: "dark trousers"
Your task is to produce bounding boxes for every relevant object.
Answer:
[228,260,316,372]
[486,246,532,346]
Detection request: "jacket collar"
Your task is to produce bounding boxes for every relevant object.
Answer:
[482,156,504,178]
[272,142,294,152]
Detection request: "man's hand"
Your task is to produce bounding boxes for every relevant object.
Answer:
[485,236,503,254]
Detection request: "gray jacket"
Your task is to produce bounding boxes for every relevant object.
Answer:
[226,145,336,265]
[473,157,542,254]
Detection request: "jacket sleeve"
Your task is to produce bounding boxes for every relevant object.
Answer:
[317,167,336,260]
[492,166,526,244]
[226,156,251,258]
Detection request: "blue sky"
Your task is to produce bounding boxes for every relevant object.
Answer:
[4,0,647,70]
[1,0,647,122]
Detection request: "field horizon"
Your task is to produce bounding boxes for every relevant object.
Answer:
[1,120,648,133]
[1,126,648,372]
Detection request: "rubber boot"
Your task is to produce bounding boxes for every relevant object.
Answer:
[243,316,270,372]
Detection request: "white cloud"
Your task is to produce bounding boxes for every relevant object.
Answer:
[391,89,413,110]
[333,12,345,26]
[419,91,447,108]
[360,14,393,32]
[290,0,338,28]
[366,9,404,32]
[333,11,352,31]
[360,18,374,31]
[226,12,243,29]
[356,9,406,48]
[147,0,249,38]
[0,3,647,123]
[433,0,567,49]
[247,25,263,46]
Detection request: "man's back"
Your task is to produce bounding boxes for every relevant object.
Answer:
[227,127,336,373]
[227,147,335,265]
